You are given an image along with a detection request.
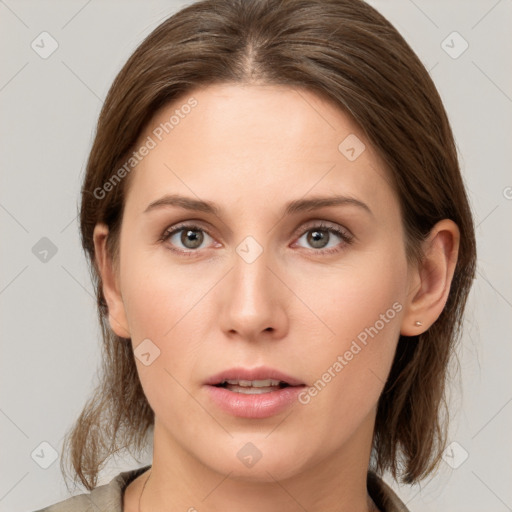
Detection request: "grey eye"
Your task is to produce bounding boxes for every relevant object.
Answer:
[297,228,343,250]
[167,227,213,250]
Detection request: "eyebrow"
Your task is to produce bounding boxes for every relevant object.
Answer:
[143,193,373,217]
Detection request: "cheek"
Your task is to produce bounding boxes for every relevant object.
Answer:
[118,251,207,416]
[119,243,205,339]
[294,246,407,345]
[293,248,407,429]
[118,245,219,391]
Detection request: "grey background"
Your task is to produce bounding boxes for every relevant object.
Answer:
[1,1,511,511]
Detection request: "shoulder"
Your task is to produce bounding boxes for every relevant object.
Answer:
[32,465,151,512]
[367,471,410,512]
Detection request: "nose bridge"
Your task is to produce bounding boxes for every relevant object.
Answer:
[220,232,286,336]
[232,234,275,306]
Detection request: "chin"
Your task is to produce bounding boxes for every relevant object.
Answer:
[198,438,311,483]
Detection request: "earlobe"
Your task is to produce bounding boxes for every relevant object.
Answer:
[92,223,131,339]
[400,219,460,336]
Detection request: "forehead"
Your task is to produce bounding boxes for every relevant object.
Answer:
[125,83,397,216]
[147,83,362,157]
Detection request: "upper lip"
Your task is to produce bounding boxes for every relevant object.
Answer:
[205,366,305,387]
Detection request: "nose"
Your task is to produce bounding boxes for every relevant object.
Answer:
[217,240,289,342]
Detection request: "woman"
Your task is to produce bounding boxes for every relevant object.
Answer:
[35,0,476,510]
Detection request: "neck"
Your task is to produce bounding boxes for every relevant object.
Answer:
[139,417,378,512]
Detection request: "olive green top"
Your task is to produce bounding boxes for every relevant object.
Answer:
[33,465,410,512]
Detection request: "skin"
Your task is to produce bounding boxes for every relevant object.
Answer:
[93,83,460,512]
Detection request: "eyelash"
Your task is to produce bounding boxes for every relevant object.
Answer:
[158,222,354,257]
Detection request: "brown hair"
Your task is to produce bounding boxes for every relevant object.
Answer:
[62,0,476,491]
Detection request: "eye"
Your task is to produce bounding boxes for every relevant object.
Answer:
[294,222,353,254]
[160,224,214,254]
[159,221,353,257]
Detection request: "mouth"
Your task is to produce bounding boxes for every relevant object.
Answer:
[203,366,306,418]
[214,378,293,394]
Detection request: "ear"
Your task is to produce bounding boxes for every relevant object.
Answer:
[93,223,131,339]
[401,219,460,336]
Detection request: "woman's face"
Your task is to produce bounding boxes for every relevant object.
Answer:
[106,83,414,480]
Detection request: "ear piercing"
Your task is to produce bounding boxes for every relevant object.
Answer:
[414,321,423,326]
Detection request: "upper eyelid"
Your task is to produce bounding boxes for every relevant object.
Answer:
[164,220,351,246]
[165,222,213,238]
[165,219,348,236]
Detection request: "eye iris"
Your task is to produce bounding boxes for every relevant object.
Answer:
[307,229,329,249]
[181,229,203,249]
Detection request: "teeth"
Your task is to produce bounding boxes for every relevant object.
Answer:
[225,379,282,387]
[225,385,281,394]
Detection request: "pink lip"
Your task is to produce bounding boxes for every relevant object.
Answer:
[204,385,305,419]
[203,366,306,419]
[204,366,305,387]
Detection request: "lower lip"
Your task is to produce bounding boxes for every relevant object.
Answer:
[204,385,305,419]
